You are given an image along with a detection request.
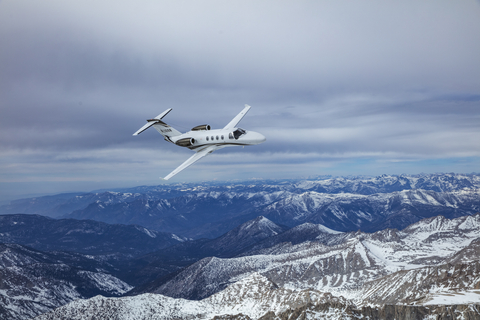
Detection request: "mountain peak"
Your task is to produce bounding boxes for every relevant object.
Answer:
[206,216,288,258]
[244,216,284,234]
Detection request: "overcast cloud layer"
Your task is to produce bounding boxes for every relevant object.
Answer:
[1,0,480,201]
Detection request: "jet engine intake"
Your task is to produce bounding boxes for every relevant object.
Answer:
[191,124,211,131]
[175,137,195,147]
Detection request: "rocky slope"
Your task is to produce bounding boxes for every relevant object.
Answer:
[361,261,480,305]
[34,273,352,320]
[33,271,480,320]
[0,243,132,320]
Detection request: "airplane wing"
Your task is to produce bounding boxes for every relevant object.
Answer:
[223,104,251,130]
[133,108,172,136]
[163,145,226,180]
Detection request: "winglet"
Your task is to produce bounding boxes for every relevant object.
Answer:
[223,104,251,130]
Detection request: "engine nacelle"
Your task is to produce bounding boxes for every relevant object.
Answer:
[175,137,195,147]
[191,124,211,131]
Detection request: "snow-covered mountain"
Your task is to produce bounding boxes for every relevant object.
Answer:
[140,215,480,304]
[33,271,480,319]
[292,173,480,194]
[261,188,480,232]
[34,274,351,320]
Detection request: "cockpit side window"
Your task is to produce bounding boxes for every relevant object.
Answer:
[232,128,246,139]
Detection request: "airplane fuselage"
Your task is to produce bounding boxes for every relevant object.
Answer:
[169,128,266,150]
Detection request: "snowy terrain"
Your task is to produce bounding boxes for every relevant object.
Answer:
[0,173,479,319]
[34,214,480,320]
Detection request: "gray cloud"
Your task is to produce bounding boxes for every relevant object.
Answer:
[1,0,479,200]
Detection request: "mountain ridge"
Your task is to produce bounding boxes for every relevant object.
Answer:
[141,214,480,301]
[2,173,479,239]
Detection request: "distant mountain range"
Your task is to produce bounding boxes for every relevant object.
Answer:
[0,173,479,319]
[2,173,479,238]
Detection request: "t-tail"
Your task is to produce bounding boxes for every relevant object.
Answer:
[133,108,183,142]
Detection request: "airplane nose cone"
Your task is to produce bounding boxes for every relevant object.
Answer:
[258,133,266,143]
[249,131,266,144]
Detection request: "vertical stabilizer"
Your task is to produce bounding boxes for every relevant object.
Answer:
[151,119,182,138]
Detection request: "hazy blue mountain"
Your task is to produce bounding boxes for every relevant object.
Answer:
[0,214,185,257]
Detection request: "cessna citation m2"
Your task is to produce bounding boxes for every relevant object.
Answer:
[133,105,266,180]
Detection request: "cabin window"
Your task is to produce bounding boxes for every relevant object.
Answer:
[221,135,224,140]
[211,136,214,140]
[216,136,219,140]
[206,136,209,141]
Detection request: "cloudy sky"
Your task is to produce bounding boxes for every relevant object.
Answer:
[1,0,479,201]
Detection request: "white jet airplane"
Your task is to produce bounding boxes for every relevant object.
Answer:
[133,104,266,180]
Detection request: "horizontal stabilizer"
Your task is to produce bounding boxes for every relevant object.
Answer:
[133,108,172,136]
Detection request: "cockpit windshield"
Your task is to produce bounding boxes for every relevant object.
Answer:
[232,128,246,140]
